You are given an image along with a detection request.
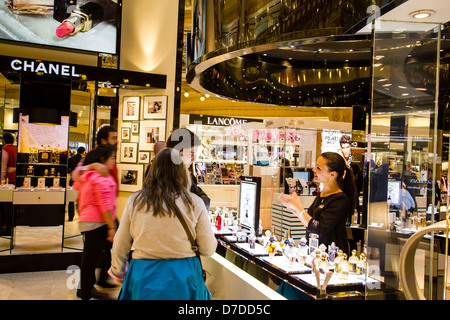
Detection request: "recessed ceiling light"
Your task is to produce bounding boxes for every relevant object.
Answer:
[409,9,435,19]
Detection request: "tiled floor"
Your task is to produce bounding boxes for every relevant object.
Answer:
[0,213,121,300]
[0,269,122,300]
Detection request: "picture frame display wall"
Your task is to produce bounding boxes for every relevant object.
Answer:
[120,142,138,163]
[139,120,166,151]
[117,164,143,192]
[118,95,168,191]
[122,96,140,121]
[143,96,167,119]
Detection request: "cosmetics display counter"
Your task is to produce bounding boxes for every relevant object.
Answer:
[214,232,380,300]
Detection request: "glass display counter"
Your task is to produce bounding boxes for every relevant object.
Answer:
[213,230,382,300]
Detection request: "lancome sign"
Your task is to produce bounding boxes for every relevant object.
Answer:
[189,114,263,127]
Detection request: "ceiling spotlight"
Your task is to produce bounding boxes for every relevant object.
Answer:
[184,91,189,97]
[409,9,435,19]
[200,96,205,101]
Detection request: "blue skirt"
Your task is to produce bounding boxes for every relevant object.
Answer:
[118,257,212,300]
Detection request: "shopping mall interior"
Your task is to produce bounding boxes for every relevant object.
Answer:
[0,0,450,302]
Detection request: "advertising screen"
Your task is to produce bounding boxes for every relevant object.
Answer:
[238,176,261,231]
[0,0,120,54]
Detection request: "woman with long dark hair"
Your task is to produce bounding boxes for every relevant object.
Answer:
[279,152,356,254]
[74,144,117,300]
[110,148,216,300]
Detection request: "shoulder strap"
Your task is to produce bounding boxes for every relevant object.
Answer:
[173,207,207,281]
[173,207,199,254]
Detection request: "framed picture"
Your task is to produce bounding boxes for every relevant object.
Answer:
[121,127,130,140]
[139,120,166,151]
[131,122,139,134]
[123,96,140,121]
[120,142,138,163]
[138,151,150,164]
[143,96,167,119]
[117,164,143,192]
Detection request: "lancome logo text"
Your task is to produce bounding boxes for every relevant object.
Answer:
[10,59,80,77]
[207,117,247,126]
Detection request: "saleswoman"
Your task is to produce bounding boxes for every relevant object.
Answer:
[279,152,356,255]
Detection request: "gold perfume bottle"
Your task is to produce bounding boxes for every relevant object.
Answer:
[356,253,367,277]
[348,249,359,274]
[333,250,344,274]
[38,145,51,163]
[338,253,350,280]
[318,252,330,278]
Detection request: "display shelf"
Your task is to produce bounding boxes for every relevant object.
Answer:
[259,255,312,274]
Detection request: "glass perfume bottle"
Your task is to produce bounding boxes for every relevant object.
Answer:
[297,237,308,266]
[215,212,222,231]
[27,165,34,176]
[309,233,319,255]
[248,228,256,249]
[356,253,367,278]
[318,252,330,278]
[348,249,359,274]
[328,242,338,267]
[312,250,321,271]
[334,250,344,274]
[267,239,276,257]
[285,244,297,265]
[338,253,350,280]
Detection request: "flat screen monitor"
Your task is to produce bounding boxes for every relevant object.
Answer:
[293,171,309,182]
[0,0,120,54]
[238,176,261,231]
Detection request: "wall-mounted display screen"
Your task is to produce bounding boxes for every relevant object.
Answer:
[0,0,120,54]
[238,176,261,231]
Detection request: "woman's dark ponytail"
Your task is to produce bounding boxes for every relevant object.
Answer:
[321,152,357,215]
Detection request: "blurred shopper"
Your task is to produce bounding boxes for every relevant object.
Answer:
[0,132,16,236]
[67,146,85,221]
[166,128,210,209]
[74,144,118,300]
[1,132,16,184]
[110,148,217,300]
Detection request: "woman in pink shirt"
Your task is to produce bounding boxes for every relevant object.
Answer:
[74,144,117,300]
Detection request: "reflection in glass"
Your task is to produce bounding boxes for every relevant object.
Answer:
[367,21,443,299]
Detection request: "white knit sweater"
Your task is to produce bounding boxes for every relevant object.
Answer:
[110,192,217,277]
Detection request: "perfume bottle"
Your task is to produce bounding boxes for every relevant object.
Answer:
[309,233,319,255]
[338,253,350,280]
[348,249,359,274]
[248,228,256,249]
[334,250,344,274]
[328,242,338,266]
[358,253,367,278]
[258,219,263,237]
[6,0,53,15]
[38,145,51,163]
[56,2,104,38]
[267,238,276,257]
[312,250,321,271]
[297,237,309,266]
[318,252,330,278]
[215,212,222,231]
[284,243,297,265]
[27,166,34,176]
